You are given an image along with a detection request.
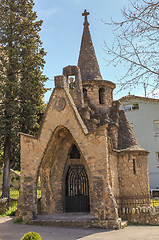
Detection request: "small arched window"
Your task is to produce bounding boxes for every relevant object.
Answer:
[69,144,80,159]
[68,76,75,90]
[133,159,136,175]
[83,88,87,98]
[99,87,105,104]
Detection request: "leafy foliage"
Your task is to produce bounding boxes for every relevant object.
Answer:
[0,0,47,197]
[21,232,42,240]
[104,0,159,95]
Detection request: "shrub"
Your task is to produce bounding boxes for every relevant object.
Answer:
[21,232,42,240]
[13,217,23,224]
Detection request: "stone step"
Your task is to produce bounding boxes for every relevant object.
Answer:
[30,214,121,229]
[31,218,93,228]
[31,213,94,228]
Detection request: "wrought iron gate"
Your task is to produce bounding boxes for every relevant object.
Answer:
[65,165,90,212]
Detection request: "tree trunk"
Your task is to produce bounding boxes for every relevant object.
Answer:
[2,137,10,198]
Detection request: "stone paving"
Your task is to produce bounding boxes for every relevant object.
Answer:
[0,216,159,240]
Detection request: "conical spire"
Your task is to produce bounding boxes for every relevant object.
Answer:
[78,10,103,81]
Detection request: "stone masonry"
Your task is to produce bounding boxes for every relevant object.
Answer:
[16,10,152,228]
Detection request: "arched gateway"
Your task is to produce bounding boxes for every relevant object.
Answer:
[65,165,90,212]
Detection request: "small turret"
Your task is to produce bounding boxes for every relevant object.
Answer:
[77,10,116,111]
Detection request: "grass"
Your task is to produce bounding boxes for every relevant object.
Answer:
[128,221,159,227]
[6,201,17,216]
[0,189,19,199]
[0,201,17,217]
[10,189,19,199]
[151,198,159,206]
[37,187,41,199]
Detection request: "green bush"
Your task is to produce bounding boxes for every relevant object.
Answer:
[21,232,42,240]
[13,217,23,223]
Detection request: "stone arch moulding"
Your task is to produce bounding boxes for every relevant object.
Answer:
[37,125,92,215]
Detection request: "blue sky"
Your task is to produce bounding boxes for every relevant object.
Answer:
[33,0,144,102]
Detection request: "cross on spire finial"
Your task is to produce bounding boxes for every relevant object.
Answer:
[82,9,89,24]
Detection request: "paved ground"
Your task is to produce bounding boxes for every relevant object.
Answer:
[0,216,159,240]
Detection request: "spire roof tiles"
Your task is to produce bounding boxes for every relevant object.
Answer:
[78,10,103,81]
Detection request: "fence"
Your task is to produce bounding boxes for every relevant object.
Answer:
[115,194,159,211]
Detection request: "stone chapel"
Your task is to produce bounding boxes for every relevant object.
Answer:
[16,10,150,229]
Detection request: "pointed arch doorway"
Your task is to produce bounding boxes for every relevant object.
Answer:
[65,165,90,212]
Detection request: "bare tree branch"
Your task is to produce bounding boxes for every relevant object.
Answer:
[103,0,159,94]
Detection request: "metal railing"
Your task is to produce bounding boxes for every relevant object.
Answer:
[115,195,151,209]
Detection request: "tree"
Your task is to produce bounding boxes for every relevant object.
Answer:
[104,0,159,95]
[0,0,47,198]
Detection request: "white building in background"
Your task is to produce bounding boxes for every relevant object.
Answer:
[120,95,159,189]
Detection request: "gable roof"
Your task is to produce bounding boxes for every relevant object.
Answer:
[119,95,159,103]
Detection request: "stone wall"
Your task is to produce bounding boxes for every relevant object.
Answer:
[63,65,84,108]
[108,150,150,206]
[0,198,9,214]
[16,87,119,226]
[117,152,150,197]
[82,80,115,110]
[108,125,119,149]
[109,152,120,196]
[119,206,159,225]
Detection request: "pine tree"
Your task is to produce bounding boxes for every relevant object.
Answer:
[0,0,47,197]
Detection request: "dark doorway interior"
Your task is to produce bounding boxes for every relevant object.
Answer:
[69,144,80,159]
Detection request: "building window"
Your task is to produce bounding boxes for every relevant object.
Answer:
[157,153,159,167]
[68,76,75,90]
[133,159,136,175]
[83,88,87,98]
[123,103,139,111]
[99,88,105,104]
[154,120,159,136]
